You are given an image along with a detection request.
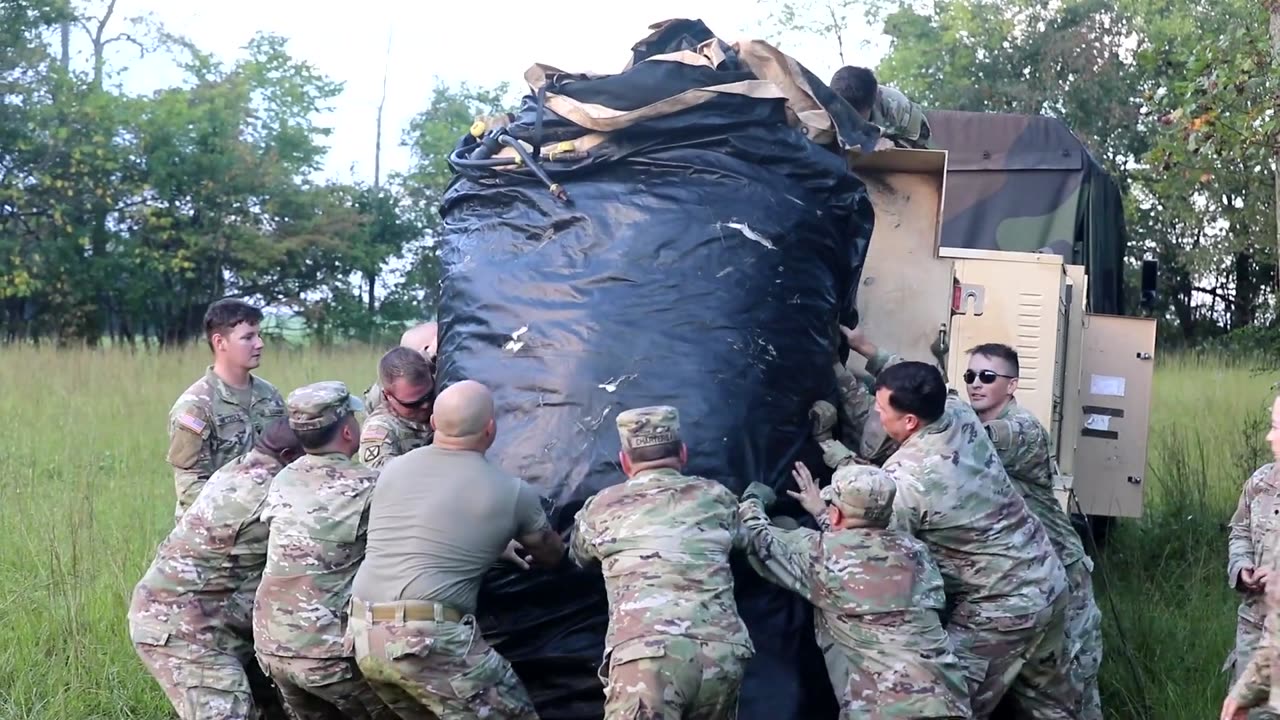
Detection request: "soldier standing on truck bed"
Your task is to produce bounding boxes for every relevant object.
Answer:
[737,460,972,719]
[253,381,395,720]
[964,343,1104,720]
[166,298,286,521]
[129,418,302,720]
[568,405,756,720]
[349,379,561,719]
[359,347,435,469]
[1220,395,1280,720]
[830,65,932,150]
[364,322,438,415]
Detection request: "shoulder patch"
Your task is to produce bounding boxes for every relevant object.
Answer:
[177,413,207,435]
[362,444,383,465]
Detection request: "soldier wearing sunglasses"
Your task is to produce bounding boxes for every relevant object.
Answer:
[966,343,1103,720]
[359,347,436,470]
[363,322,438,415]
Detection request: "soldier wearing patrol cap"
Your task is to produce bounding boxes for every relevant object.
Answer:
[569,405,755,720]
[739,462,972,719]
[253,381,395,720]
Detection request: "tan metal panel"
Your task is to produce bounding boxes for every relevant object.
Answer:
[1056,265,1088,477]
[1070,314,1156,518]
[944,257,1065,429]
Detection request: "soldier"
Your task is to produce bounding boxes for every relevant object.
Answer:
[569,406,755,719]
[253,381,394,720]
[359,347,435,469]
[870,361,1072,719]
[965,343,1104,720]
[364,322,438,414]
[829,324,904,467]
[129,418,302,720]
[349,379,562,719]
[166,298,286,520]
[737,461,972,719]
[830,65,932,150]
[1220,395,1280,720]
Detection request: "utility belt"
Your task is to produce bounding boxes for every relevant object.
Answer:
[350,598,465,624]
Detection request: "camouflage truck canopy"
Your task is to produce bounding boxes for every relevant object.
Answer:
[926,110,1127,315]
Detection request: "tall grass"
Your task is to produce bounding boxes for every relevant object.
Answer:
[0,345,1270,718]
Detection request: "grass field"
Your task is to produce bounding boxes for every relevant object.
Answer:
[0,344,1271,719]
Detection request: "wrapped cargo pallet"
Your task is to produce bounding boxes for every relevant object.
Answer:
[435,18,880,720]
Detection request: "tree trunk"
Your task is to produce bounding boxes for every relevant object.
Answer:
[1233,250,1258,330]
[1271,1,1280,296]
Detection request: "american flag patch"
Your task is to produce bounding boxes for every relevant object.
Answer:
[177,413,207,434]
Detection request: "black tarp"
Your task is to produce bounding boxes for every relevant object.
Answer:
[435,19,878,720]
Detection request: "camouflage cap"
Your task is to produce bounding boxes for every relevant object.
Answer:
[616,405,681,450]
[286,381,365,432]
[820,464,897,525]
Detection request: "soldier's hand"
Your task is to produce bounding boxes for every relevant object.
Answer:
[787,462,827,519]
[500,540,531,571]
[1241,566,1263,592]
[839,325,876,358]
[1221,695,1248,720]
[809,401,837,442]
[742,482,777,509]
[1255,567,1272,590]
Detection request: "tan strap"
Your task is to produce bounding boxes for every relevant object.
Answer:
[351,599,463,623]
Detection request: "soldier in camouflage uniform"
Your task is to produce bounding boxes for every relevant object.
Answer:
[831,66,932,149]
[360,347,435,469]
[129,418,303,720]
[364,322,438,415]
[830,324,905,467]
[964,343,1103,720]
[825,358,1070,718]
[737,460,972,719]
[1221,395,1280,720]
[253,381,394,720]
[569,406,755,720]
[167,299,286,521]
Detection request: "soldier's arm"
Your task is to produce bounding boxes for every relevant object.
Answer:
[358,421,397,469]
[985,418,1034,494]
[737,498,822,605]
[883,459,927,535]
[1230,555,1279,707]
[567,498,599,570]
[1228,466,1268,589]
[167,404,214,515]
[513,481,564,569]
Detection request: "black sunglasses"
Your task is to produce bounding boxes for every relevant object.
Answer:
[963,369,1017,385]
[384,389,432,409]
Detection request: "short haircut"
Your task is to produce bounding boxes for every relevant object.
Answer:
[623,440,683,465]
[255,418,302,460]
[874,361,946,424]
[296,415,351,451]
[204,299,263,350]
[378,346,434,388]
[967,343,1020,376]
[830,66,878,113]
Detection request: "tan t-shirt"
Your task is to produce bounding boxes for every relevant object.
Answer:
[351,445,550,613]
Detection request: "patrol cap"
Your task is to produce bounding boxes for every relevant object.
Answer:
[286,381,365,432]
[616,405,681,450]
[820,464,897,525]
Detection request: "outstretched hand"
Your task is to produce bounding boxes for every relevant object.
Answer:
[788,462,827,519]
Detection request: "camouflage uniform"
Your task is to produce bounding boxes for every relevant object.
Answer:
[359,407,433,469]
[167,366,286,520]
[1229,539,1280,715]
[362,381,386,417]
[1227,464,1280,703]
[738,467,971,719]
[253,382,392,720]
[985,399,1102,720]
[569,406,755,720]
[870,85,931,149]
[128,448,288,720]
[883,392,1071,719]
[829,348,903,467]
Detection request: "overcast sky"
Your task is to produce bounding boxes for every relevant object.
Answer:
[82,0,890,183]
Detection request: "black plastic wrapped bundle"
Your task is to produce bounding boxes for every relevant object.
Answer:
[434,18,878,720]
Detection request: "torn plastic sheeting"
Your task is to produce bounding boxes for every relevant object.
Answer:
[436,17,876,720]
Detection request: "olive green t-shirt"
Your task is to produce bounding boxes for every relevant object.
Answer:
[351,445,550,613]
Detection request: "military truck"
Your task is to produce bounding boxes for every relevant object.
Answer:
[846,109,1156,534]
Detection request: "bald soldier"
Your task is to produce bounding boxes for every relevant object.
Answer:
[965,343,1104,720]
[365,322,438,415]
[869,361,1071,719]
[166,298,286,520]
[569,406,755,719]
[737,462,971,719]
[253,382,394,720]
[129,419,302,720]
[360,347,435,469]
[350,380,562,719]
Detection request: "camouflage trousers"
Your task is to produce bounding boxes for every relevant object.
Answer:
[598,636,751,720]
[1225,599,1280,720]
[131,624,284,720]
[1064,560,1103,720]
[948,590,1073,720]
[350,609,537,720]
[257,653,396,720]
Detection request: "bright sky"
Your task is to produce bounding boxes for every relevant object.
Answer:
[86,0,889,183]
